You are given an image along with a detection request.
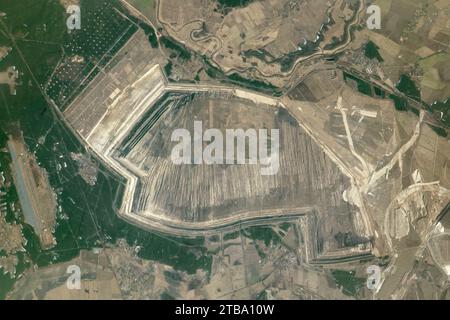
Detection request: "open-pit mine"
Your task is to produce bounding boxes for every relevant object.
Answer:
[61,31,369,264]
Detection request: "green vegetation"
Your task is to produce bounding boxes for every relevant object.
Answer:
[202,57,283,96]
[204,59,223,79]
[227,73,279,92]
[223,231,240,241]
[279,222,291,232]
[279,55,298,73]
[342,71,416,113]
[428,124,448,138]
[396,74,421,102]
[243,226,281,246]
[389,94,408,111]
[218,0,254,8]
[164,270,183,282]
[53,0,138,107]
[410,106,420,117]
[253,242,267,259]
[374,86,386,98]
[148,32,158,48]
[160,36,191,60]
[343,72,372,96]
[127,15,159,48]
[160,292,175,300]
[242,49,268,61]
[331,270,365,296]
[278,41,319,72]
[364,41,383,62]
[164,61,173,77]
[255,290,268,300]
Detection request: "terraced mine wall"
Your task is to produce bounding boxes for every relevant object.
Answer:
[104,89,365,254]
[58,29,369,255]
